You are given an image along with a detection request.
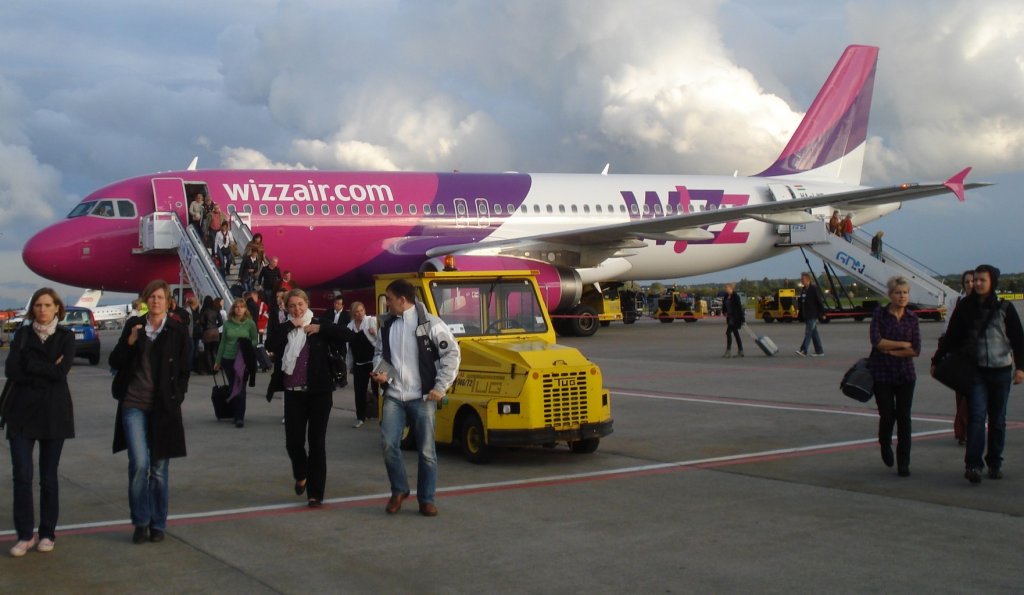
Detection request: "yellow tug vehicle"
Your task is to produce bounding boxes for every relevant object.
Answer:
[374,263,613,463]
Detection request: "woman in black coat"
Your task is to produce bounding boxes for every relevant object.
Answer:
[109,280,190,544]
[4,288,75,557]
[265,288,350,507]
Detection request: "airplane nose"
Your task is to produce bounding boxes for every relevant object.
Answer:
[23,224,78,285]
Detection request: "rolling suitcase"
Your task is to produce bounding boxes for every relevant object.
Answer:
[211,372,233,420]
[742,324,779,356]
[255,343,273,372]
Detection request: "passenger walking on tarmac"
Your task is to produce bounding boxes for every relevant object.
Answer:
[372,279,461,517]
[347,301,378,426]
[796,272,826,357]
[931,265,1024,484]
[199,296,222,375]
[948,270,975,445]
[265,289,349,508]
[109,279,190,544]
[868,277,921,477]
[4,288,75,557]
[721,283,744,358]
[871,231,885,261]
[214,298,258,428]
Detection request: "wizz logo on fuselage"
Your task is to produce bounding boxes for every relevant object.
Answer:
[619,186,750,253]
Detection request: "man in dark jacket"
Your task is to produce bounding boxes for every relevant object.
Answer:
[796,272,826,356]
[932,264,1024,483]
[722,283,745,357]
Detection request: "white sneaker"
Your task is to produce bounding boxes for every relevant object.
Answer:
[37,538,55,553]
[10,536,38,557]
[353,419,364,428]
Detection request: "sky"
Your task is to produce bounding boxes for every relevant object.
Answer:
[1,0,1022,307]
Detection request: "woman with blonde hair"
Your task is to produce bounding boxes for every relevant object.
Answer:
[5,288,75,557]
[868,276,920,477]
[266,289,349,507]
[214,298,258,427]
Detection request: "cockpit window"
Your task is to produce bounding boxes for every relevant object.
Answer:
[117,200,137,218]
[67,199,138,219]
[90,200,116,218]
[67,203,92,218]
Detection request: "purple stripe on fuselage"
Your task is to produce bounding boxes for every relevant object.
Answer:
[342,172,533,286]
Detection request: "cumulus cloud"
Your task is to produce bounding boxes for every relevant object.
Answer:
[847,0,1024,180]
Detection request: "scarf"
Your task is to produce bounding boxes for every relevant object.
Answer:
[281,309,314,375]
[33,318,59,343]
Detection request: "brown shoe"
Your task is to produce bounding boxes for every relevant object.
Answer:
[385,491,409,514]
[419,502,438,517]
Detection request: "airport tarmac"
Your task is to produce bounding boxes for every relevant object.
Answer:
[2,309,1023,594]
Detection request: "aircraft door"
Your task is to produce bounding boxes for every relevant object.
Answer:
[475,198,490,227]
[454,198,469,228]
[151,178,189,224]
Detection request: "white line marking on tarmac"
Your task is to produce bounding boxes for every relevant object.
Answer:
[1,428,953,538]
[613,389,954,424]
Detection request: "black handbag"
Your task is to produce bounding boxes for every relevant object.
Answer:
[840,358,874,402]
[933,348,976,395]
[327,345,348,388]
[0,377,15,429]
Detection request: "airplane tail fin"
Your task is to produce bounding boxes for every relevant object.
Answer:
[756,45,879,184]
[75,289,103,309]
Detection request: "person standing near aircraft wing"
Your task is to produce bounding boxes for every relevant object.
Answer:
[796,272,826,357]
[722,283,744,358]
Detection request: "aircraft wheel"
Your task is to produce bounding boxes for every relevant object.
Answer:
[460,412,493,464]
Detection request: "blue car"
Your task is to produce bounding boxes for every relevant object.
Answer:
[60,306,101,365]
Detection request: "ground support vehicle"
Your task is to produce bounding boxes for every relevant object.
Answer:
[654,290,707,323]
[60,306,101,364]
[375,267,613,463]
[756,289,798,323]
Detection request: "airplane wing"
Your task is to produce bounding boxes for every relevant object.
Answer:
[425,170,989,259]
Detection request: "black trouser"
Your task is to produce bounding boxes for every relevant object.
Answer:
[284,390,333,501]
[726,322,743,351]
[9,435,64,541]
[352,362,378,421]
[874,381,915,468]
[221,357,247,422]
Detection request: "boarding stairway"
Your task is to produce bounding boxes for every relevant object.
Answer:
[780,221,959,313]
[138,210,256,304]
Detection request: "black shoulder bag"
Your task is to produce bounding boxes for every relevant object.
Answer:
[933,301,1006,394]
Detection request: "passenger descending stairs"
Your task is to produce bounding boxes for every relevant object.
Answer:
[138,211,256,304]
[780,221,959,312]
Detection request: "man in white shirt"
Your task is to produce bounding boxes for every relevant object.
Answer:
[372,279,460,517]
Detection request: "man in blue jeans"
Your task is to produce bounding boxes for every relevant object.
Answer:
[932,265,1024,483]
[372,279,460,517]
[796,272,826,357]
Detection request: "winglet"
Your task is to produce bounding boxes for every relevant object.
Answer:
[187,156,199,171]
[943,167,971,202]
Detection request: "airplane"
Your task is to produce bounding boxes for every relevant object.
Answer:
[22,45,986,336]
[73,289,131,329]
